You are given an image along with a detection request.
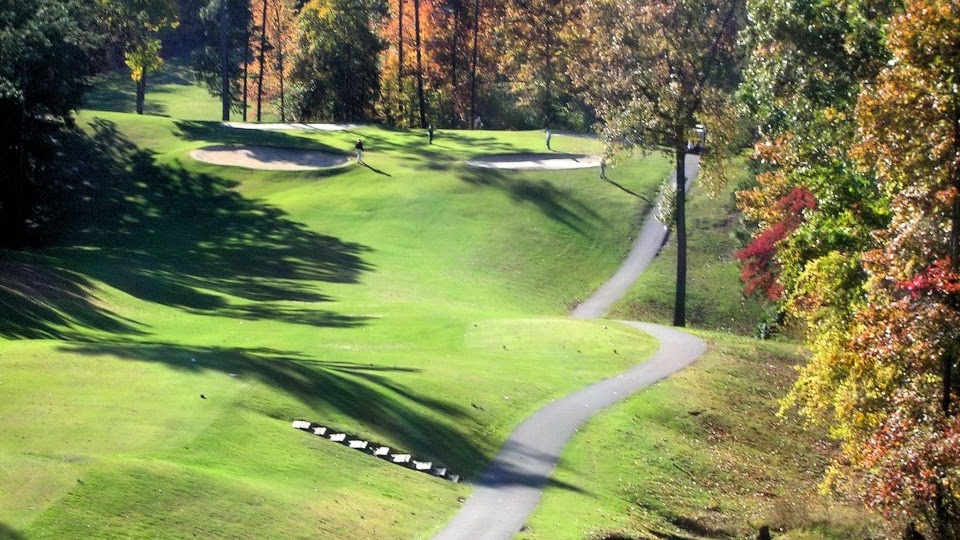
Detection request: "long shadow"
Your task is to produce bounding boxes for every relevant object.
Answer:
[0,523,24,540]
[176,120,348,154]
[83,60,199,117]
[603,176,654,203]
[361,162,392,177]
[58,340,493,477]
[458,166,605,235]
[478,439,588,494]
[343,128,524,172]
[2,118,373,339]
[0,256,146,339]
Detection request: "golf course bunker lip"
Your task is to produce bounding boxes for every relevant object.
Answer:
[190,145,350,171]
[466,153,600,170]
[222,122,360,131]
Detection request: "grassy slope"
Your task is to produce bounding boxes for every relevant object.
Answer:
[520,168,883,538]
[0,64,674,539]
[609,164,768,334]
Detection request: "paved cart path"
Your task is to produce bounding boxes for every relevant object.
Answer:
[433,153,704,540]
[573,154,700,319]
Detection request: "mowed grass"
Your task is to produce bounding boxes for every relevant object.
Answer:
[520,164,880,538]
[518,333,882,539]
[610,162,768,335]
[0,63,673,539]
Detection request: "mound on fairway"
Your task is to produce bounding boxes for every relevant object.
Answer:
[466,154,601,170]
[190,145,351,171]
[222,122,359,131]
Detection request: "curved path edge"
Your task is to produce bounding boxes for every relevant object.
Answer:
[432,323,706,540]
[573,153,700,319]
[433,154,705,540]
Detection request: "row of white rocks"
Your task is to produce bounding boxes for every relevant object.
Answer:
[291,420,460,483]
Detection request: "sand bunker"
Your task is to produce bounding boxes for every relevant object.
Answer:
[190,145,350,171]
[466,154,600,170]
[222,122,359,131]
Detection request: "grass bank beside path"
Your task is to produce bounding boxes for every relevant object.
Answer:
[610,163,767,336]
[522,162,880,539]
[1,62,673,539]
[518,332,882,540]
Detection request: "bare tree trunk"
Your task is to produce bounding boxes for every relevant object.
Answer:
[469,0,479,129]
[243,39,250,121]
[543,26,554,126]
[256,0,269,123]
[220,0,230,121]
[450,6,459,126]
[136,71,146,115]
[398,0,405,123]
[414,0,426,128]
[277,47,285,122]
[673,147,687,327]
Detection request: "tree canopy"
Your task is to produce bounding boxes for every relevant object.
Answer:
[0,0,104,246]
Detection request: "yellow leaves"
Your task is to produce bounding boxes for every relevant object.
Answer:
[123,38,163,83]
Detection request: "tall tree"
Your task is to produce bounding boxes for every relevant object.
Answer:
[575,0,744,327]
[823,0,959,535]
[291,0,388,121]
[255,0,269,122]
[468,0,479,128]
[193,0,251,121]
[0,0,103,246]
[99,0,179,115]
[378,0,440,126]
[412,0,427,127]
[266,0,297,121]
[498,0,580,127]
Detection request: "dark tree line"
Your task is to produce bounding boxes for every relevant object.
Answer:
[0,0,104,247]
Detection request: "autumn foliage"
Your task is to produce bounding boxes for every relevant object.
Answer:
[742,0,960,535]
[736,185,816,300]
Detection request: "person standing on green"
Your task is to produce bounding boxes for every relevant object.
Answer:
[428,124,434,144]
[545,128,552,150]
[354,139,364,164]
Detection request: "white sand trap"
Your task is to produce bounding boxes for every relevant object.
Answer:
[222,122,359,131]
[466,153,600,170]
[190,145,350,171]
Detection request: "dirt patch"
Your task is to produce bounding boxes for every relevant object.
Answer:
[466,153,600,170]
[190,145,351,171]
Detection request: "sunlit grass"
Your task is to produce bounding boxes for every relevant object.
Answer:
[1,64,670,539]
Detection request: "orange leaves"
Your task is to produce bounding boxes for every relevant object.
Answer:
[750,0,960,531]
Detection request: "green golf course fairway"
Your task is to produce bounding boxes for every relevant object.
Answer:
[0,71,674,539]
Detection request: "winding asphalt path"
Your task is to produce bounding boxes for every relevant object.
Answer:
[433,153,704,540]
[573,154,700,319]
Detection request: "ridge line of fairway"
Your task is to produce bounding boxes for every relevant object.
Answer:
[432,155,705,540]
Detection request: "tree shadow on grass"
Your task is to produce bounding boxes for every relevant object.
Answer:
[457,166,605,235]
[58,340,494,477]
[0,257,146,339]
[477,439,588,494]
[2,118,373,339]
[83,71,169,117]
[0,523,24,540]
[83,60,200,117]
[175,120,349,155]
